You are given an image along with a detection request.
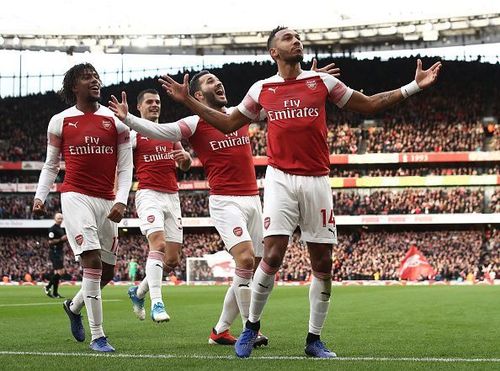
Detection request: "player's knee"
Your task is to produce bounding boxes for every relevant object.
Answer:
[150,240,167,253]
[264,250,284,268]
[164,254,180,268]
[311,259,332,274]
[236,251,255,271]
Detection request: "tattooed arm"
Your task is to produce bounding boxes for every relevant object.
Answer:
[344,89,404,115]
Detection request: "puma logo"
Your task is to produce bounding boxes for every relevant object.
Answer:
[258,283,269,289]
[328,228,336,235]
[155,264,163,269]
[321,291,331,298]
[86,295,99,301]
[268,87,278,93]
[68,122,78,128]
[238,283,250,288]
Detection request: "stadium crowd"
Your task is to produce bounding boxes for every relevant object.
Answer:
[0,57,498,162]
[1,229,497,283]
[0,187,489,219]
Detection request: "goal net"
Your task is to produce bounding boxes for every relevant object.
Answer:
[186,250,235,285]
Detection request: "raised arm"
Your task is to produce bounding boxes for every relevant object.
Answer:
[344,59,442,115]
[109,92,185,142]
[159,74,249,134]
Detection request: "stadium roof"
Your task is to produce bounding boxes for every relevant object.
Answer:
[1,0,499,55]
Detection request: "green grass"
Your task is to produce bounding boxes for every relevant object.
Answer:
[0,285,499,370]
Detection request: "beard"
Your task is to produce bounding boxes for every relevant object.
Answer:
[284,53,304,64]
[203,92,227,109]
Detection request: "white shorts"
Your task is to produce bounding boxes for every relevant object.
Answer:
[263,166,337,244]
[61,192,119,265]
[209,195,263,257]
[135,189,183,243]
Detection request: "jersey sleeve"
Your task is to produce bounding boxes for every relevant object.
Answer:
[130,130,137,149]
[319,73,354,108]
[34,115,63,203]
[237,81,263,120]
[115,117,132,149]
[124,113,199,142]
[114,118,133,205]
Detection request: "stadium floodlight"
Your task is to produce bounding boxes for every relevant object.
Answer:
[422,22,433,32]
[378,26,397,36]
[360,29,378,37]
[306,33,324,41]
[470,19,490,28]
[451,20,469,29]
[0,36,4,46]
[12,36,20,45]
[342,30,359,39]
[398,24,416,34]
[434,21,451,31]
[422,30,439,41]
[323,31,341,40]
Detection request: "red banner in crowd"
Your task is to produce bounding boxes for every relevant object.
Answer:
[399,246,436,281]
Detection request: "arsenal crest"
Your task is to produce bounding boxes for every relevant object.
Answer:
[75,234,84,246]
[102,118,113,130]
[306,80,317,90]
[264,217,271,230]
[233,227,243,237]
[147,215,155,223]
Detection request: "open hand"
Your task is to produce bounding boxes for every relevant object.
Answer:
[109,92,129,122]
[415,59,442,90]
[158,74,190,103]
[311,58,340,77]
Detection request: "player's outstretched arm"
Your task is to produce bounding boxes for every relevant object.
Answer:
[109,92,184,142]
[159,74,248,133]
[344,59,442,115]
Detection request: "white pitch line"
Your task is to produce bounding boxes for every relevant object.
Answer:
[0,351,498,362]
[0,300,122,307]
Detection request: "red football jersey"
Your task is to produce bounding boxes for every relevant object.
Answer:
[179,110,258,196]
[47,106,130,200]
[238,71,353,176]
[132,131,179,193]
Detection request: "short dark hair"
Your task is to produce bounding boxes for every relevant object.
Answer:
[58,63,100,105]
[189,70,211,97]
[137,88,159,104]
[267,26,287,50]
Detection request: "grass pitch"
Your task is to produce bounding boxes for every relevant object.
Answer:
[0,284,499,370]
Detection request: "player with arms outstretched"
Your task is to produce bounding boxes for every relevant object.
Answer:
[110,71,271,347]
[158,26,442,358]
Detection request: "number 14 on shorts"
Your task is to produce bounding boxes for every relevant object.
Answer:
[320,208,335,227]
